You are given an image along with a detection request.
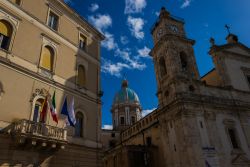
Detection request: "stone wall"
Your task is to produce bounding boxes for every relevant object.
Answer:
[0,134,103,167]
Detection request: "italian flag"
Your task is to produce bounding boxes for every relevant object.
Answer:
[49,91,58,123]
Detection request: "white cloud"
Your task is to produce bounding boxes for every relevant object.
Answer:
[102,125,113,130]
[88,14,112,32]
[181,0,192,9]
[127,16,145,39]
[142,108,156,117]
[155,11,160,17]
[115,48,131,62]
[102,59,130,77]
[129,61,146,70]
[120,36,129,45]
[124,0,147,14]
[102,32,118,50]
[115,48,146,70]
[89,3,99,12]
[138,46,151,58]
[88,14,118,51]
[101,47,147,77]
[64,0,72,5]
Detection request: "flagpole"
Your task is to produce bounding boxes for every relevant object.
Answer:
[45,85,51,125]
[46,86,51,125]
[61,96,68,129]
[54,88,59,127]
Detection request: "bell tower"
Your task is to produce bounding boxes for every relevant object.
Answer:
[150,7,200,107]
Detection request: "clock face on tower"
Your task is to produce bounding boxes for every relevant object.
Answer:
[157,28,163,39]
[166,24,179,33]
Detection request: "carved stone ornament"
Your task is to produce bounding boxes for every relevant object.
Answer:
[30,88,49,102]
[40,69,53,79]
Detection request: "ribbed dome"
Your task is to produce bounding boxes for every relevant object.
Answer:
[113,80,140,105]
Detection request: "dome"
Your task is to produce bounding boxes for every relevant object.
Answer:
[113,80,140,105]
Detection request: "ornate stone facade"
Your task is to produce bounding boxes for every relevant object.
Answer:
[103,7,250,167]
[0,0,104,166]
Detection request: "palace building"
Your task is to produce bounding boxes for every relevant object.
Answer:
[103,7,250,167]
[0,0,104,166]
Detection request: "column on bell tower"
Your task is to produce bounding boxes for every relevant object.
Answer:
[150,7,200,106]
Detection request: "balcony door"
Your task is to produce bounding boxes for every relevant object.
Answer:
[32,98,45,122]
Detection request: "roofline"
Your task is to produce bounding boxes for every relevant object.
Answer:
[57,0,105,40]
[209,42,250,55]
[201,68,216,79]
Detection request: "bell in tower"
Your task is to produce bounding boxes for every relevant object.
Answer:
[150,7,200,106]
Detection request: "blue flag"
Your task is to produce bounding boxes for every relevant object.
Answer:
[61,96,75,127]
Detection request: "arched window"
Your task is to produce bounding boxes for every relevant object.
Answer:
[180,52,188,70]
[159,57,167,77]
[77,65,86,88]
[40,46,54,71]
[227,128,240,149]
[0,20,13,50]
[75,112,84,137]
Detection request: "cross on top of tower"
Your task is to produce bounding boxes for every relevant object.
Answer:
[225,24,231,34]
[224,24,238,43]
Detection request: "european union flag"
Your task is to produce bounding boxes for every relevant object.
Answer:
[61,96,75,127]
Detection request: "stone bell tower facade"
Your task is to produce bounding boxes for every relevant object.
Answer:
[151,7,200,107]
[148,7,250,167]
[150,8,217,167]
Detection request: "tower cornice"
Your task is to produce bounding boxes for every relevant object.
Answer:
[150,34,195,57]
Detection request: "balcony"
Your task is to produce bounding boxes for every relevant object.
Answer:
[3,119,67,149]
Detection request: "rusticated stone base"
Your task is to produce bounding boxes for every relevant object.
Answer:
[0,134,103,167]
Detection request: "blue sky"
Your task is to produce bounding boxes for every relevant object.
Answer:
[65,0,250,128]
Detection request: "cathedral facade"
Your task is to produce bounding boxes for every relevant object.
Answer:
[103,7,250,167]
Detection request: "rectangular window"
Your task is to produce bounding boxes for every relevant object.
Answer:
[111,133,115,138]
[114,156,117,167]
[247,76,250,85]
[228,128,239,149]
[146,137,152,146]
[131,116,135,124]
[120,117,125,125]
[79,34,87,50]
[48,12,59,31]
[15,0,21,5]
[200,121,203,128]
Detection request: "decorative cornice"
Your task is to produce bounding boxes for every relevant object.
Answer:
[52,0,105,40]
[150,34,195,57]
[0,1,100,66]
[209,42,250,55]
[0,56,101,104]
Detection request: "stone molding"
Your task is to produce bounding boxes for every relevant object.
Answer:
[0,1,101,66]
[0,56,101,104]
